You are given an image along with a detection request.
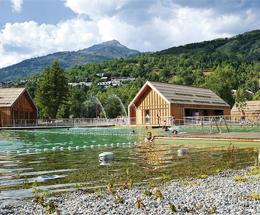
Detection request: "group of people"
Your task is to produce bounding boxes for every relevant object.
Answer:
[142,114,179,145]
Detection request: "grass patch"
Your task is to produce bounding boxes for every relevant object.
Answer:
[233,175,248,182]
[242,193,260,200]
[180,180,200,186]
[247,167,260,175]
[199,174,208,179]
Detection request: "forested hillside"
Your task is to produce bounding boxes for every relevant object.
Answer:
[25,30,260,118]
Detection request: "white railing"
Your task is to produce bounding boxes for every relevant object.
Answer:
[0,117,129,128]
[1,115,259,130]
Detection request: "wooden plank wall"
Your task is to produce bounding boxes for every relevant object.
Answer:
[0,108,11,126]
[12,93,37,120]
[171,103,231,119]
[231,110,260,121]
[136,88,170,125]
[0,92,37,127]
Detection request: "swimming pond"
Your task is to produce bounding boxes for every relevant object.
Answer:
[0,128,258,199]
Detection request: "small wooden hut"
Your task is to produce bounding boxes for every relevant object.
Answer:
[0,88,37,127]
[231,100,260,121]
[128,81,230,125]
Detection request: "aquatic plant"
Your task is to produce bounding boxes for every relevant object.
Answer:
[95,188,102,198]
[169,203,177,213]
[74,183,81,190]
[199,174,208,179]
[207,207,217,214]
[160,174,171,182]
[154,189,164,199]
[248,166,260,175]
[227,143,237,167]
[107,181,116,194]
[143,190,152,197]
[32,188,57,214]
[180,180,200,186]
[127,178,134,189]
[135,198,144,209]
[22,176,30,188]
[46,200,57,214]
[114,194,124,204]
[233,175,248,182]
[148,180,156,189]
[242,193,260,200]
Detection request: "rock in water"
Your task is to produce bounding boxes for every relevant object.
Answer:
[99,152,114,163]
[177,148,188,157]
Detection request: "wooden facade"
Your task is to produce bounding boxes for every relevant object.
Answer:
[231,100,260,121]
[0,88,37,127]
[133,87,170,125]
[128,81,231,125]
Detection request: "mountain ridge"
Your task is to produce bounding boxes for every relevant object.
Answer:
[0,40,140,81]
[1,30,260,81]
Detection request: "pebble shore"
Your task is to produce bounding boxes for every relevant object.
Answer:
[1,167,259,215]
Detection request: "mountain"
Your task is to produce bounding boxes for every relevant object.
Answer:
[0,40,140,81]
[63,30,259,106]
[158,30,260,61]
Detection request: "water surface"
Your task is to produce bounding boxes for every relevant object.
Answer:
[0,128,257,199]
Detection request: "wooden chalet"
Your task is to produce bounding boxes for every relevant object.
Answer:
[0,88,37,127]
[231,100,260,121]
[128,81,230,125]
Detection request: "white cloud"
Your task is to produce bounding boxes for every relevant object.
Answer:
[96,4,258,51]
[63,0,260,50]
[0,19,100,68]
[64,0,126,19]
[10,0,23,12]
[0,0,260,68]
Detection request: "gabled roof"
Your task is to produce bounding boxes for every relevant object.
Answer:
[0,88,36,108]
[231,100,260,112]
[129,81,229,107]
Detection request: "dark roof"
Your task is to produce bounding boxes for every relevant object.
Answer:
[0,88,37,110]
[129,81,229,107]
[0,88,25,107]
[149,81,229,106]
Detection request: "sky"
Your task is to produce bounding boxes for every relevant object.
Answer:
[0,0,260,69]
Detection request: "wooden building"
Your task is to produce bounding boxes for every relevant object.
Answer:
[231,100,260,121]
[0,88,37,127]
[128,81,230,125]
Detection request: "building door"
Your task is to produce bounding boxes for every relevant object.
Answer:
[214,110,224,115]
[136,109,142,125]
[144,110,150,124]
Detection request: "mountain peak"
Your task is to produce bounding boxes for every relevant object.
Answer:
[81,40,139,56]
[101,40,122,46]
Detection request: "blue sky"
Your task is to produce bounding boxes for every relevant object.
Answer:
[0,0,259,68]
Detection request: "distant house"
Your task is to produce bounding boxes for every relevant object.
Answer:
[231,100,260,121]
[97,81,112,88]
[68,82,92,87]
[110,77,135,87]
[128,81,230,125]
[97,77,135,88]
[0,88,37,127]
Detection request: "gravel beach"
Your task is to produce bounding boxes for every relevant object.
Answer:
[1,167,259,215]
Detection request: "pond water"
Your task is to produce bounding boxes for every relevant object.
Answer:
[0,128,258,200]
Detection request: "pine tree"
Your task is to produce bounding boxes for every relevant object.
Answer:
[35,61,68,119]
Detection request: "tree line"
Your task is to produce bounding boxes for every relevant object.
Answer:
[30,32,260,119]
